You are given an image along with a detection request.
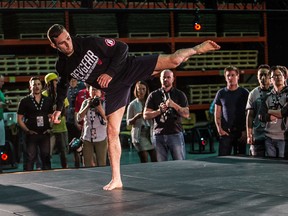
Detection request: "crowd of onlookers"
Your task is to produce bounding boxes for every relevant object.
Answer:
[212,64,288,159]
[0,73,109,171]
[1,63,288,171]
[0,68,191,171]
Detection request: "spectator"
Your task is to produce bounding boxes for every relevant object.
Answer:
[43,73,69,168]
[214,66,249,156]
[66,78,85,167]
[127,81,157,163]
[261,66,288,158]
[143,69,189,161]
[77,86,108,167]
[17,77,53,171]
[74,83,90,131]
[246,64,271,157]
[67,78,85,142]
[72,83,90,167]
[268,65,288,158]
[0,75,7,146]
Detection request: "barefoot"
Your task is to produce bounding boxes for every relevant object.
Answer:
[193,40,221,54]
[103,180,123,191]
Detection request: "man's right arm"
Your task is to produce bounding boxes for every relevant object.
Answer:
[143,107,161,120]
[214,104,228,136]
[17,114,29,133]
[246,109,254,144]
[55,61,69,111]
[143,91,165,120]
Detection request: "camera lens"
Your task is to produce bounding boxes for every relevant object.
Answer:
[90,97,100,107]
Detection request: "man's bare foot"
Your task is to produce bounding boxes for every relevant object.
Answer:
[103,180,123,191]
[193,40,221,54]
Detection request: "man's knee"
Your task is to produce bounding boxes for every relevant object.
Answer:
[158,54,182,69]
[169,53,184,67]
[107,126,120,143]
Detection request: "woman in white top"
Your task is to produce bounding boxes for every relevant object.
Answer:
[77,86,107,167]
[127,81,157,163]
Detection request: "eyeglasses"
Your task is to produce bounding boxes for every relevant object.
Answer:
[259,73,268,77]
[271,74,283,79]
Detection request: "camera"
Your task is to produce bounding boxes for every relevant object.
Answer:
[69,137,83,152]
[90,97,101,107]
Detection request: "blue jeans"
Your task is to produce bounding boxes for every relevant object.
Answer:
[265,136,285,158]
[153,132,186,161]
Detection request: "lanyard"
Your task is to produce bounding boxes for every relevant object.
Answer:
[30,95,44,111]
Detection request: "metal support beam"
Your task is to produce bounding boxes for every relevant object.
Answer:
[0,0,266,10]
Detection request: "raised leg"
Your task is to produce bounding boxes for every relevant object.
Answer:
[152,40,221,74]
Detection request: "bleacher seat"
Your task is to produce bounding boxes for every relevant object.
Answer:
[3,13,64,39]
[183,50,258,70]
[127,13,170,38]
[4,89,29,112]
[128,51,164,57]
[186,83,258,105]
[0,55,57,76]
[71,13,118,37]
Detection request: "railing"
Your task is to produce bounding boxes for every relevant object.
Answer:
[0,50,258,76]
[0,55,57,76]
[4,89,29,112]
[183,50,258,71]
[186,83,258,104]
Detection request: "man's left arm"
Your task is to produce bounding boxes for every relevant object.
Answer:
[166,98,189,119]
[97,39,129,88]
[166,91,189,119]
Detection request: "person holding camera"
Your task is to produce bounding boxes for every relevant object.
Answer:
[77,86,107,167]
[143,70,189,161]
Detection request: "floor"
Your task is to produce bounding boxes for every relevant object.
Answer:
[2,135,288,215]
[1,155,288,215]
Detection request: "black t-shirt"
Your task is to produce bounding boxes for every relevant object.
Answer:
[17,94,54,133]
[55,36,129,111]
[55,36,158,115]
[145,87,188,135]
[214,87,249,132]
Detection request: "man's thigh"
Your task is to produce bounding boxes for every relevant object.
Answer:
[167,133,185,160]
[218,135,233,156]
[154,135,169,161]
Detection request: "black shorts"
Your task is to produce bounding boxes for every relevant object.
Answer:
[105,54,159,116]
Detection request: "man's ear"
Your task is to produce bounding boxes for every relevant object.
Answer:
[50,42,57,49]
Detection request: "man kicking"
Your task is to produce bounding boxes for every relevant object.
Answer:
[47,24,220,190]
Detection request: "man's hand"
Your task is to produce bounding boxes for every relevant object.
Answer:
[239,131,247,145]
[193,40,221,54]
[27,130,37,135]
[165,98,175,109]
[159,102,168,113]
[218,128,229,136]
[268,109,282,118]
[97,74,112,88]
[50,111,62,124]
